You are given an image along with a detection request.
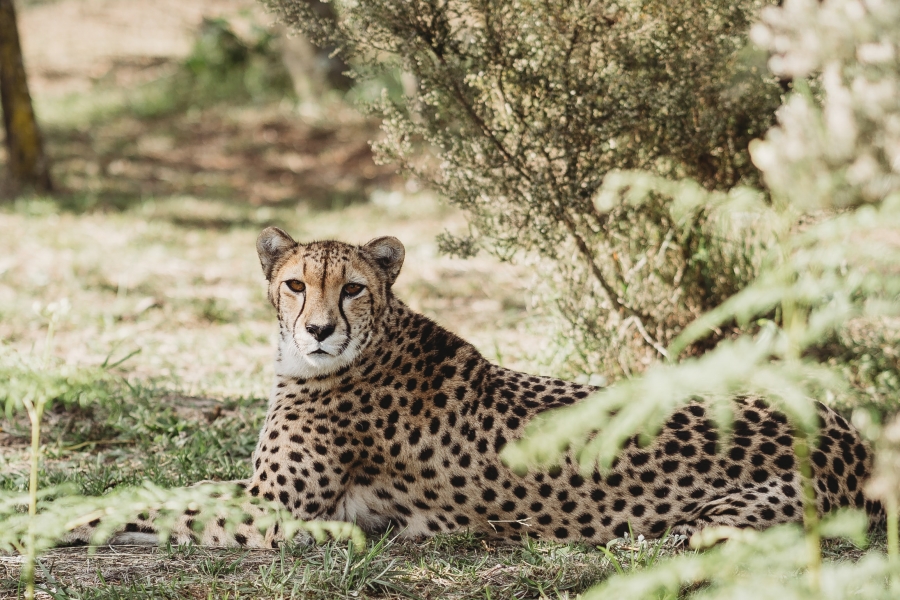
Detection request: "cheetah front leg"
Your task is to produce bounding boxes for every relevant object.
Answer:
[59,480,277,548]
[242,441,359,542]
[61,435,361,549]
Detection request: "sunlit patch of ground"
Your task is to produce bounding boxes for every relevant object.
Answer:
[0,195,548,398]
[19,0,264,97]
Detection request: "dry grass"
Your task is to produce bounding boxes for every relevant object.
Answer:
[0,534,635,599]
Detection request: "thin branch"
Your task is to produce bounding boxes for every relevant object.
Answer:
[624,316,669,359]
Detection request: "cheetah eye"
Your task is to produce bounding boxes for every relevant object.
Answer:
[343,283,364,297]
[284,280,306,293]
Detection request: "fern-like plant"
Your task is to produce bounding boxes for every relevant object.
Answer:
[504,0,900,596]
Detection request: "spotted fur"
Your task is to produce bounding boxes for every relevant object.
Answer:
[64,229,880,548]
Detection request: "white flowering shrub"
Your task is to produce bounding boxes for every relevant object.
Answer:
[751,0,900,209]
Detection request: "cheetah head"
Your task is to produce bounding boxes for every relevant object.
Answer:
[256,227,405,379]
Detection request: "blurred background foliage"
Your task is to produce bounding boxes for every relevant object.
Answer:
[2,0,400,211]
[144,16,296,116]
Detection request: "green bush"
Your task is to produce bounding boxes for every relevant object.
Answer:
[184,18,295,104]
[266,0,785,379]
[130,17,295,119]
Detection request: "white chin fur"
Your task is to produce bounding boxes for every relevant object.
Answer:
[274,333,365,380]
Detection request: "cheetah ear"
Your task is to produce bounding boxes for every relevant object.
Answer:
[257,227,298,281]
[364,236,405,286]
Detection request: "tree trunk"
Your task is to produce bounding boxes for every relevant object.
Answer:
[0,0,52,195]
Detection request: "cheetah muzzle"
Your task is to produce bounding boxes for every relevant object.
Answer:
[65,228,881,548]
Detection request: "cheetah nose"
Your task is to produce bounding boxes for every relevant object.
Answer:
[306,323,336,341]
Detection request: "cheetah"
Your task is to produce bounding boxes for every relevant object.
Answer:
[65,228,879,547]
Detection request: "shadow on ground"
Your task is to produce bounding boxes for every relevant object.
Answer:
[42,100,398,214]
